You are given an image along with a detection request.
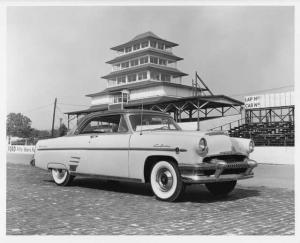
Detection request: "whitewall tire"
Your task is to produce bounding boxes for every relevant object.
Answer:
[51,169,74,186]
[150,160,183,202]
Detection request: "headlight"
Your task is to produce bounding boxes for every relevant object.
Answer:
[249,140,255,153]
[198,138,208,156]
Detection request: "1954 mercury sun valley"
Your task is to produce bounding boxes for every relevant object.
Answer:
[33,109,257,201]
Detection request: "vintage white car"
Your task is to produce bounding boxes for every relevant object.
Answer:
[34,109,257,201]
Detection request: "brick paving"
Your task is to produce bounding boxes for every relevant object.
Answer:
[6,163,294,235]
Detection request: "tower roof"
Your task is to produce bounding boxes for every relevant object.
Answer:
[111,31,178,51]
[86,81,202,97]
[131,31,160,41]
[106,48,183,64]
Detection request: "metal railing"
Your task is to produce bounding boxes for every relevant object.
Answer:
[209,118,246,131]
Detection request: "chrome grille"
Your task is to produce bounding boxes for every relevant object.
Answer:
[203,155,247,163]
[224,162,248,168]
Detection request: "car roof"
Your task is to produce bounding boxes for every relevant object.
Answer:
[87,109,168,117]
[69,109,173,136]
[81,109,171,121]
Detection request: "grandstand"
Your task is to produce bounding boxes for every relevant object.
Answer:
[210,92,294,146]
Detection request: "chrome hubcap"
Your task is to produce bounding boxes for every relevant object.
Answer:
[156,168,173,192]
[53,169,66,179]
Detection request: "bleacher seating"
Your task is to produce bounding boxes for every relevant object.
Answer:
[228,121,294,146]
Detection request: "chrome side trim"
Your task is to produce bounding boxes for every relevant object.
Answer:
[37,147,187,153]
[70,172,143,183]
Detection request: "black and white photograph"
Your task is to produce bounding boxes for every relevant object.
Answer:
[1,0,298,238]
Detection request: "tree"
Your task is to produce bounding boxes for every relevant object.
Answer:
[31,128,51,139]
[6,113,33,138]
[58,123,68,137]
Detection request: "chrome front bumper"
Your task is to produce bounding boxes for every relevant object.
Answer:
[179,159,257,184]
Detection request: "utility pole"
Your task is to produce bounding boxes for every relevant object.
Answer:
[51,98,57,137]
[196,72,200,131]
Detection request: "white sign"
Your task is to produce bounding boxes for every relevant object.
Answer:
[245,95,262,109]
[7,145,36,154]
[245,92,294,109]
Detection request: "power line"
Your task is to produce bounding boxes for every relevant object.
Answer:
[56,105,65,116]
[24,103,53,113]
[56,105,69,125]
[229,84,294,97]
[58,103,90,107]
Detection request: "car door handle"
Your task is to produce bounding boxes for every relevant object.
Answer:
[90,135,98,139]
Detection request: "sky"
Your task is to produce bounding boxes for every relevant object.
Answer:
[6,6,294,129]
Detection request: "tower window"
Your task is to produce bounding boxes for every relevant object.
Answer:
[113,93,129,104]
[128,74,137,82]
[150,71,160,81]
[161,74,171,82]
[158,42,164,50]
[130,59,139,67]
[140,56,148,64]
[138,72,147,80]
[117,76,126,84]
[125,46,132,53]
[150,56,158,64]
[159,58,167,65]
[141,41,148,48]
[121,61,129,69]
[150,41,157,48]
[123,93,129,103]
[133,44,140,50]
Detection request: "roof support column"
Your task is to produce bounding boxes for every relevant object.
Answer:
[197,99,200,131]
[189,109,193,120]
[147,70,150,80]
[197,101,209,131]
[178,109,182,122]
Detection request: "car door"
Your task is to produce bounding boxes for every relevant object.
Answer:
[78,114,131,178]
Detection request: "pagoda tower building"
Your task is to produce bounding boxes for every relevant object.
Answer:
[66,31,244,129]
[87,32,198,109]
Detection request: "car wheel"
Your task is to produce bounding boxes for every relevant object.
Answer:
[51,169,74,186]
[150,160,183,202]
[205,180,237,196]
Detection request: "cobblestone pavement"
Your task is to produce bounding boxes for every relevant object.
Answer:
[6,163,294,235]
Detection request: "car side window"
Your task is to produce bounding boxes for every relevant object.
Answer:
[79,114,128,134]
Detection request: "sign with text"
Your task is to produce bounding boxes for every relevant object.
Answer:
[245,92,294,109]
[245,95,262,109]
[7,145,36,154]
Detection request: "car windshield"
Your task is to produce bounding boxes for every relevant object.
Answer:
[66,116,86,135]
[129,113,181,132]
[67,123,78,135]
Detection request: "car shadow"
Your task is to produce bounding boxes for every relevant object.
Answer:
[71,178,154,197]
[47,177,261,203]
[180,184,261,203]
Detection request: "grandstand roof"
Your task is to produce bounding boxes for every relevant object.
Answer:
[65,95,243,115]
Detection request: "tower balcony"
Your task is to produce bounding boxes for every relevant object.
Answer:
[106,72,183,88]
[112,38,176,58]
